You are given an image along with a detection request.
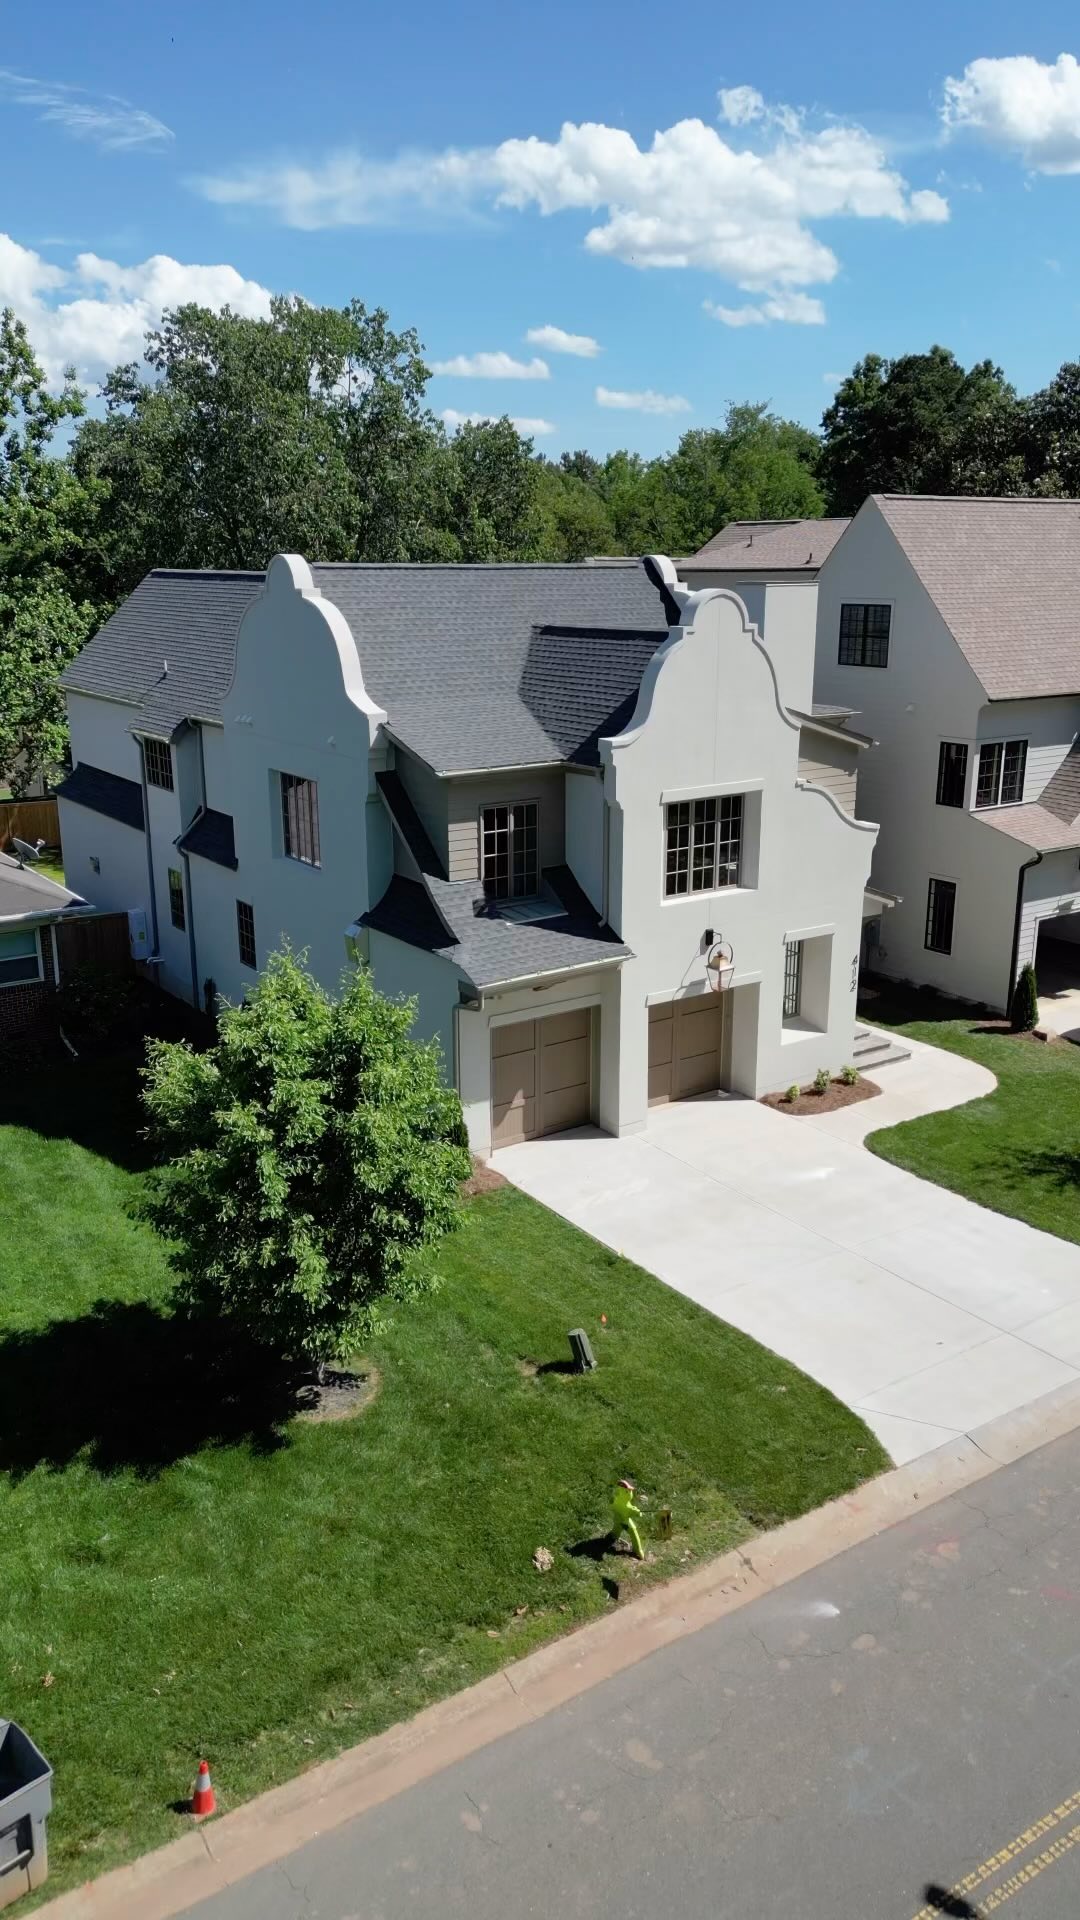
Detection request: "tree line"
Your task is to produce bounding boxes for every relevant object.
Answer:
[5,292,1080,787]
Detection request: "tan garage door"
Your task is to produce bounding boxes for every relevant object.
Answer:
[648,993,730,1105]
[492,1008,592,1148]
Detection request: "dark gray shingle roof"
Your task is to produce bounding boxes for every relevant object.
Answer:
[176,808,238,869]
[62,562,671,774]
[873,496,1080,700]
[55,763,144,831]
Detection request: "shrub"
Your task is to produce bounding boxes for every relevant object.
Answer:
[57,963,140,1039]
[813,1067,831,1095]
[1010,963,1039,1033]
[840,1064,858,1087]
[141,948,472,1365]
[786,1083,801,1103]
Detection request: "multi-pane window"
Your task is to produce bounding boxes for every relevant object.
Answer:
[925,877,956,955]
[975,739,1027,809]
[144,737,174,790]
[664,794,743,896]
[280,773,321,866]
[481,802,538,900]
[783,940,803,1019]
[936,741,968,808]
[838,603,891,669]
[236,899,257,970]
[167,867,185,931]
[0,928,40,986]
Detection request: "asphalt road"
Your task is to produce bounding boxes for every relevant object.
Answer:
[183,1429,1080,1920]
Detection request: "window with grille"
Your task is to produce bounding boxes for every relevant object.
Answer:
[975,739,1027,809]
[280,773,321,866]
[925,877,956,954]
[236,900,256,969]
[936,741,968,808]
[167,867,185,931]
[0,928,41,987]
[144,737,174,790]
[664,795,743,897]
[481,802,539,900]
[783,940,803,1019]
[838,603,891,669]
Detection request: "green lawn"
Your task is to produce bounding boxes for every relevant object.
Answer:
[0,1059,885,1895]
[866,979,1080,1243]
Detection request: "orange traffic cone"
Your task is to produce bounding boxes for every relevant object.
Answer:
[191,1761,216,1818]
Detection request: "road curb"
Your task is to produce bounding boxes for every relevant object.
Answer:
[44,1376,1080,1920]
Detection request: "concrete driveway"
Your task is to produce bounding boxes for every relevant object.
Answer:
[1037,935,1080,1042]
[493,1036,1080,1465]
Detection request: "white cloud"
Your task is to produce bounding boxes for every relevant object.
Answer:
[440,408,555,436]
[595,386,691,415]
[943,54,1080,174]
[524,323,600,357]
[0,67,172,149]
[717,86,766,127]
[704,291,825,326]
[194,95,949,327]
[0,232,271,384]
[822,370,846,386]
[430,350,550,379]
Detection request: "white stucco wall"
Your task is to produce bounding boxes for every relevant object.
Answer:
[676,573,819,713]
[57,800,149,929]
[604,577,877,1120]
[199,723,229,811]
[457,965,622,1157]
[814,499,1026,1007]
[564,769,605,911]
[66,691,143,783]
[367,931,465,1084]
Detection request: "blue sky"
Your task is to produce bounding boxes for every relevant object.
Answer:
[4,1,1080,455]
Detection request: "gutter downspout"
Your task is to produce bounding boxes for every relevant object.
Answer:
[178,844,199,1010]
[1007,849,1043,1014]
[137,738,160,957]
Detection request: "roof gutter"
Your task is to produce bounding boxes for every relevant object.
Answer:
[1007,849,1043,1012]
[479,950,629,996]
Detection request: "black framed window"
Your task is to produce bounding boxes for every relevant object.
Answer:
[280,773,321,866]
[925,877,956,954]
[167,867,185,931]
[481,802,538,900]
[975,738,1027,808]
[236,899,256,969]
[936,741,968,808]
[783,940,803,1019]
[838,603,891,668]
[664,794,742,897]
[144,737,174,790]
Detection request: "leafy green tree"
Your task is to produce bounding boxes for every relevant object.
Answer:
[141,950,471,1365]
[819,348,1023,513]
[443,416,546,560]
[0,310,102,788]
[664,405,823,550]
[536,461,616,559]
[1021,362,1080,497]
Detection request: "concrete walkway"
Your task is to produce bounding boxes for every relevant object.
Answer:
[493,1033,1080,1465]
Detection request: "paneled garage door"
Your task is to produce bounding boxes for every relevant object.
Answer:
[491,1008,592,1148]
[648,993,731,1105]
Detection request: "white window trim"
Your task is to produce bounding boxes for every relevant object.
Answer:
[973,736,1028,810]
[783,921,835,944]
[0,925,43,990]
[661,778,764,805]
[662,792,748,900]
[480,797,541,901]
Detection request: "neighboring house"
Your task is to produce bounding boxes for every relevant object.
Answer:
[0,854,89,1037]
[815,495,1080,1012]
[58,554,878,1156]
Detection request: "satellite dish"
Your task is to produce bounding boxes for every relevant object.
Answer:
[11,837,45,867]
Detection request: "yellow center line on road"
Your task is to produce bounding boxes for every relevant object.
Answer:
[910,1788,1080,1918]
[982,1822,1080,1910]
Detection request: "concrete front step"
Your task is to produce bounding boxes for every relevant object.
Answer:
[851,1025,912,1070]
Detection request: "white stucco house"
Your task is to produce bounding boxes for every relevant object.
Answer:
[57,553,878,1156]
[815,495,1080,1013]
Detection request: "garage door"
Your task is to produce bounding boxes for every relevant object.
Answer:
[648,993,730,1105]
[491,1009,592,1148]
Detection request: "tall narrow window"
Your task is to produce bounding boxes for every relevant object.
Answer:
[936,741,968,808]
[236,899,257,969]
[976,739,1027,808]
[144,737,174,790]
[783,940,803,1019]
[838,603,891,668]
[167,867,185,931]
[280,773,321,866]
[925,877,956,954]
[481,802,538,900]
[664,795,743,897]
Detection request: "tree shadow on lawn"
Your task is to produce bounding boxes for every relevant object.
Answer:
[1009,1145,1080,1191]
[0,1299,319,1478]
[0,1054,153,1175]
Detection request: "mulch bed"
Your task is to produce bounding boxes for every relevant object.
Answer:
[761,1076,882,1118]
[463,1157,508,1196]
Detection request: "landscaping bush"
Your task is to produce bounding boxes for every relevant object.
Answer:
[786,1082,800,1103]
[1010,963,1039,1033]
[813,1067,831,1094]
[840,1064,858,1086]
[57,963,141,1040]
[141,949,472,1364]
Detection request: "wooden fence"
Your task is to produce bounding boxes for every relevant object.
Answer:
[56,912,132,977]
[0,797,60,850]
